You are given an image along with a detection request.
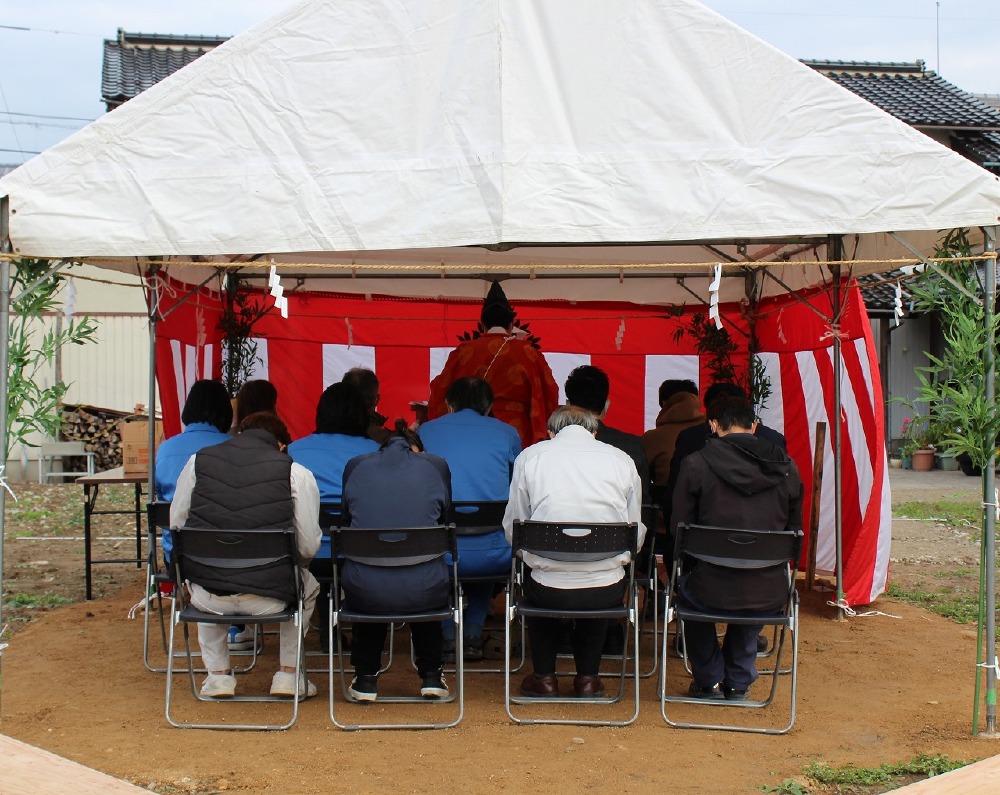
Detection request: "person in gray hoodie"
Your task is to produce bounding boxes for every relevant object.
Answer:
[669,395,802,701]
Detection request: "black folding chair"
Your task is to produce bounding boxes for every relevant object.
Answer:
[143,503,261,674]
[165,526,305,731]
[505,520,640,727]
[329,524,463,730]
[444,500,524,675]
[659,523,802,734]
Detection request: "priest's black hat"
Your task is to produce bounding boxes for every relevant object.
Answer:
[481,281,515,329]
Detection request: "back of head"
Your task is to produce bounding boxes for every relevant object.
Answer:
[237,411,292,446]
[481,281,515,330]
[341,368,380,411]
[315,382,369,436]
[707,395,756,432]
[181,379,233,432]
[381,417,424,451]
[564,365,610,415]
[658,378,698,406]
[445,377,494,416]
[235,379,278,422]
[703,381,745,411]
[547,405,599,436]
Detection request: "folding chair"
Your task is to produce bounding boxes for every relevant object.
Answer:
[445,500,524,675]
[165,526,306,731]
[305,502,342,673]
[630,503,662,679]
[142,503,261,674]
[659,523,802,735]
[505,520,640,727]
[328,524,463,731]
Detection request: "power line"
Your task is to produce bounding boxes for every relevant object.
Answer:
[0,23,99,38]
[3,110,96,122]
[0,147,39,154]
[3,119,85,130]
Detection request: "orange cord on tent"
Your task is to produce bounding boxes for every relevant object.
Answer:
[1,254,996,271]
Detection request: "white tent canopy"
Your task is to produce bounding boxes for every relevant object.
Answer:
[1,0,998,305]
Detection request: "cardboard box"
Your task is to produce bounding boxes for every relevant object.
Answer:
[120,419,165,475]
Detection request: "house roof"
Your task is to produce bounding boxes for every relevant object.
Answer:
[805,61,1000,312]
[101,29,229,111]
[805,60,1000,131]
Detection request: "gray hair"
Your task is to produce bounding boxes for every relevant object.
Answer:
[547,405,598,435]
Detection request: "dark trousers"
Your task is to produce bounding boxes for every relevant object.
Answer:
[524,576,626,677]
[683,619,761,690]
[351,621,443,677]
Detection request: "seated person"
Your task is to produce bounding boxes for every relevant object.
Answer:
[669,395,802,700]
[231,379,279,434]
[287,382,378,649]
[170,411,322,700]
[641,378,703,510]
[341,367,391,444]
[340,420,452,702]
[154,379,233,564]
[502,406,645,697]
[418,377,521,660]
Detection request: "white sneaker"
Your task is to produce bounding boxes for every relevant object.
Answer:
[200,673,236,698]
[270,671,317,699]
[227,625,257,651]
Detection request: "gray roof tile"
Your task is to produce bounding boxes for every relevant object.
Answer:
[101,29,229,111]
[805,60,1000,130]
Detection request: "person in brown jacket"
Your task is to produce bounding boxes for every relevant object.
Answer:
[642,379,704,510]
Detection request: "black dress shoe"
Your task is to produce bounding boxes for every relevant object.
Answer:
[573,675,605,697]
[687,681,725,700]
[723,685,749,701]
[520,673,559,697]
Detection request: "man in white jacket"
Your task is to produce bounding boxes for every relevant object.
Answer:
[503,405,645,698]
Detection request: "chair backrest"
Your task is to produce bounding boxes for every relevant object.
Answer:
[640,504,659,536]
[147,501,171,528]
[172,526,300,604]
[448,500,507,536]
[333,525,456,567]
[511,520,638,562]
[319,502,342,530]
[675,524,803,572]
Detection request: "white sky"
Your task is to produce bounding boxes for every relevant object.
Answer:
[1,0,998,165]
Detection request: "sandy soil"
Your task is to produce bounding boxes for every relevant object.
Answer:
[0,469,997,794]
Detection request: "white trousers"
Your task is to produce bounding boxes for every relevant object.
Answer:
[189,568,319,672]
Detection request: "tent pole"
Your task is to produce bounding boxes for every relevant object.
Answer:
[0,201,11,711]
[983,227,997,734]
[830,248,845,620]
[145,265,161,502]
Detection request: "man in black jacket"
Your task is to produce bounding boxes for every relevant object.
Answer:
[669,395,802,701]
[564,365,650,503]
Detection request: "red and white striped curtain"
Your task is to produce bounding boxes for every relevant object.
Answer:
[153,274,889,605]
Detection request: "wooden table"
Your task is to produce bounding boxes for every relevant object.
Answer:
[76,467,148,600]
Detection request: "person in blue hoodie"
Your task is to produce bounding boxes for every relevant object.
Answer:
[154,379,233,563]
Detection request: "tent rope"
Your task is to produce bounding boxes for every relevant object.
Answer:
[977,657,1000,678]
[1,254,996,270]
[826,598,900,619]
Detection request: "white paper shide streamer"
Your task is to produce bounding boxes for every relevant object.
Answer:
[708,264,723,330]
[268,262,289,319]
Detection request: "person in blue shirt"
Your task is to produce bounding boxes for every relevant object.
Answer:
[287,381,379,651]
[287,381,379,553]
[154,379,233,562]
[418,377,521,660]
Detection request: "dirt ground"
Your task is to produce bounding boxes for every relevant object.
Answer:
[0,468,997,794]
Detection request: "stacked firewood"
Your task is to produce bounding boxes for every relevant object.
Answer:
[59,404,128,472]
